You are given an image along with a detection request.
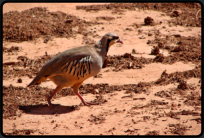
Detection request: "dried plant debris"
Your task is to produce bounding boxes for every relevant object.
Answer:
[155,67,201,85]
[3,59,201,119]
[93,94,108,104]
[131,100,168,110]
[144,16,156,26]
[150,35,201,64]
[153,54,165,62]
[103,53,152,69]
[165,111,180,119]
[177,80,189,90]
[171,10,180,17]
[87,114,106,124]
[96,16,115,21]
[3,46,21,53]
[3,34,201,81]
[150,46,160,55]
[2,3,202,135]
[191,118,201,124]
[3,52,201,119]
[4,129,38,135]
[3,7,98,42]
[76,3,201,27]
[169,124,188,135]
[183,93,201,106]
[146,130,160,135]
[3,85,74,118]
[155,90,171,98]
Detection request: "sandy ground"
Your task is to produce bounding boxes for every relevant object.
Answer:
[3,3,201,136]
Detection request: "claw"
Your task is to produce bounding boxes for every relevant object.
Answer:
[81,100,100,106]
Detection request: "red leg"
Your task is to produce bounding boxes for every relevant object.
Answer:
[73,82,99,106]
[47,86,63,107]
[75,92,99,106]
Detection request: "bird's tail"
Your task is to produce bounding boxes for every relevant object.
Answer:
[27,74,46,87]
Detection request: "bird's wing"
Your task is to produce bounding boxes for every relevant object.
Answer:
[27,46,94,87]
[42,47,93,77]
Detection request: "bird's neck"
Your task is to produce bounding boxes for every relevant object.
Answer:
[94,41,108,62]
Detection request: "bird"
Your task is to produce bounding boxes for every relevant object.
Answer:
[27,32,123,106]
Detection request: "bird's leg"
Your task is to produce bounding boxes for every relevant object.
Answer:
[75,92,99,106]
[47,86,62,107]
[73,82,99,106]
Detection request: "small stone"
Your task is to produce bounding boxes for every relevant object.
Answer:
[171,103,177,107]
[17,78,22,83]
[3,62,16,65]
[144,16,156,26]
[132,49,136,54]
[148,32,152,36]
[126,28,132,31]
[174,34,181,37]
[139,36,146,39]
[94,89,99,94]
[65,19,73,23]
[138,29,143,34]
[172,10,180,17]
[104,59,111,64]
[158,42,164,48]
[127,62,133,69]
[123,53,132,58]
[147,40,151,44]
[16,110,23,117]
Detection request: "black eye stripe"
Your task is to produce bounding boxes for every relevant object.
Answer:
[109,36,119,40]
[112,36,119,39]
[106,35,119,53]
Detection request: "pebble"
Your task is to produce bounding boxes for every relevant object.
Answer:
[132,49,136,54]
[17,78,22,83]
[94,89,99,94]
[171,103,177,107]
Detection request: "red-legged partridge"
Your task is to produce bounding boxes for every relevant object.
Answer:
[27,32,123,106]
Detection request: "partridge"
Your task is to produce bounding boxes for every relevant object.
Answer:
[27,32,123,106]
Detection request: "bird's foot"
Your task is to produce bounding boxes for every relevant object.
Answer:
[80,100,100,106]
[47,98,60,108]
[47,101,54,108]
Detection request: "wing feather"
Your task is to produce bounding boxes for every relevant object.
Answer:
[27,46,93,86]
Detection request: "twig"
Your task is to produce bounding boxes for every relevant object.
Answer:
[196,9,201,20]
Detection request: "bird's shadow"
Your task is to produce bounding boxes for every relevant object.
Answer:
[19,104,80,115]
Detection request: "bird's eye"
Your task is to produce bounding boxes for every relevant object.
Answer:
[113,36,119,39]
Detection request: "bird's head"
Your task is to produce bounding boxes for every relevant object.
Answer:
[101,32,123,52]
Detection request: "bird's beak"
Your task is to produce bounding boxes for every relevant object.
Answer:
[116,39,123,44]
